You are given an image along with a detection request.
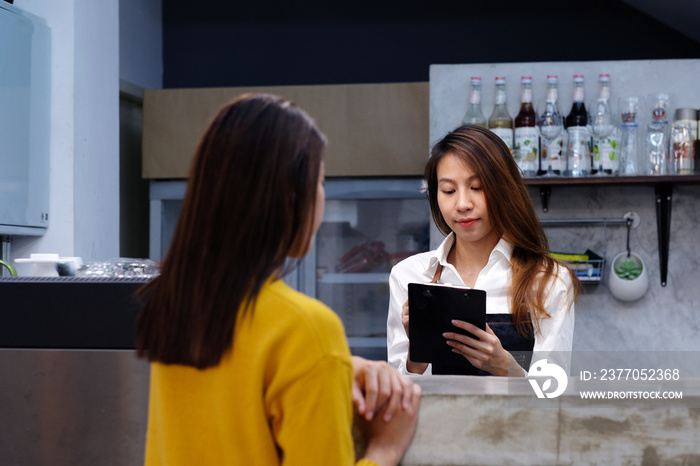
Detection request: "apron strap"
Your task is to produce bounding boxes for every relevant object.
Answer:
[430,264,443,283]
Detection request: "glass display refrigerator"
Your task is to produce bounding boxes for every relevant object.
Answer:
[293,178,430,359]
[149,177,432,360]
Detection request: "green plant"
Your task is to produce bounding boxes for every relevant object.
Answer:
[614,259,643,280]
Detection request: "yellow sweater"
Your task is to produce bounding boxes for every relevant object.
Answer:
[144,278,377,466]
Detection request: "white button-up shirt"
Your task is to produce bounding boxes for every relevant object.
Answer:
[387,233,576,375]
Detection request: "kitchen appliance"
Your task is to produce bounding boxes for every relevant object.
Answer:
[295,178,431,359]
[0,4,51,236]
[149,177,432,360]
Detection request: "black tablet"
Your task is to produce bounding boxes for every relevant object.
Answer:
[408,282,487,366]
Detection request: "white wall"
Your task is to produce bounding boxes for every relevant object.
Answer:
[73,1,120,263]
[10,0,161,273]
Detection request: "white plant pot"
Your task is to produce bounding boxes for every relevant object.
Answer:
[608,252,649,302]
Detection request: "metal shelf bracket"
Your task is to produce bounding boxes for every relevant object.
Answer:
[655,183,672,287]
[539,186,551,213]
[528,176,700,286]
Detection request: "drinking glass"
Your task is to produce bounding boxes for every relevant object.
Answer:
[538,104,563,176]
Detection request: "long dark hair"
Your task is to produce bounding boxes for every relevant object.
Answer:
[135,93,326,369]
[425,124,580,336]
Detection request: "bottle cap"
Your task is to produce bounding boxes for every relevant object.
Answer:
[520,76,532,83]
[674,108,698,121]
[573,74,584,82]
[547,75,558,83]
[470,76,482,85]
[599,73,611,82]
[495,77,506,84]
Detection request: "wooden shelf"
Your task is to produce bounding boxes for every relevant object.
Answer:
[526,174,700,287]
[524,174,700,186]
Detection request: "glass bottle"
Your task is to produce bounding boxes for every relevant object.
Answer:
[565,74,590,176]
[514,76,538,177]
[590,74,619,175]
[618,96,641,175]
[462,76,487,128]
[538,75,564,175]
[488,77,513,155]
[671,108,696,174]
[645,93,671,175]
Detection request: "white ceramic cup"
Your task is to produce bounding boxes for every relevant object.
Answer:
[608,252,649,302]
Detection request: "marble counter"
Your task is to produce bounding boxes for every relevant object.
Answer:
[392,375,700,465]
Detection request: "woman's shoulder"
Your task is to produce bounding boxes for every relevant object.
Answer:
[263,279,340,322]
[257,279,347,346]
[536,260,577,306]
[237,280,352,389]
[550,261,576,287]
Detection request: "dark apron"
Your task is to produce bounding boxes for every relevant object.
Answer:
[426,264,534,376]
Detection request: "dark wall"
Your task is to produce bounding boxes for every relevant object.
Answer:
[163,0,700,88]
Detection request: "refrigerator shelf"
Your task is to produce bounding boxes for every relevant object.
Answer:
[318,272,390,285]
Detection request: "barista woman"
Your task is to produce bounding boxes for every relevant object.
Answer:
[387,124,580,376]
[136,94,421,465]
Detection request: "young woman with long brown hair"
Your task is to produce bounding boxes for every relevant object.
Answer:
[136,93,420,465]
[387,124,581,376]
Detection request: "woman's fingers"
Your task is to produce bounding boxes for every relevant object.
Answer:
[400,371,415,409]
[444,321,498,350]
[362,363,379,420]
[381,369,404,422]
[443,321,510,374]
[444,321,493,360]
[352,356,418,421]
[352,380,366,415]
[448,319,486,336]
[445,338,494,370]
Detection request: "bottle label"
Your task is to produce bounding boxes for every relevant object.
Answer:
[514,126,538,172]
[652,106,667,121]
[566,126,591,175]
[621,112,637,124]
[495,90,507,105]
[521,88,532,104]
[573,86,584,103]
[676,119,698,141]
[673,142,694,173]
[489,127,513,149]
[469,89,481,105]
[593,127,620,172]
[546,88,558,103]
[542,136,565,172]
